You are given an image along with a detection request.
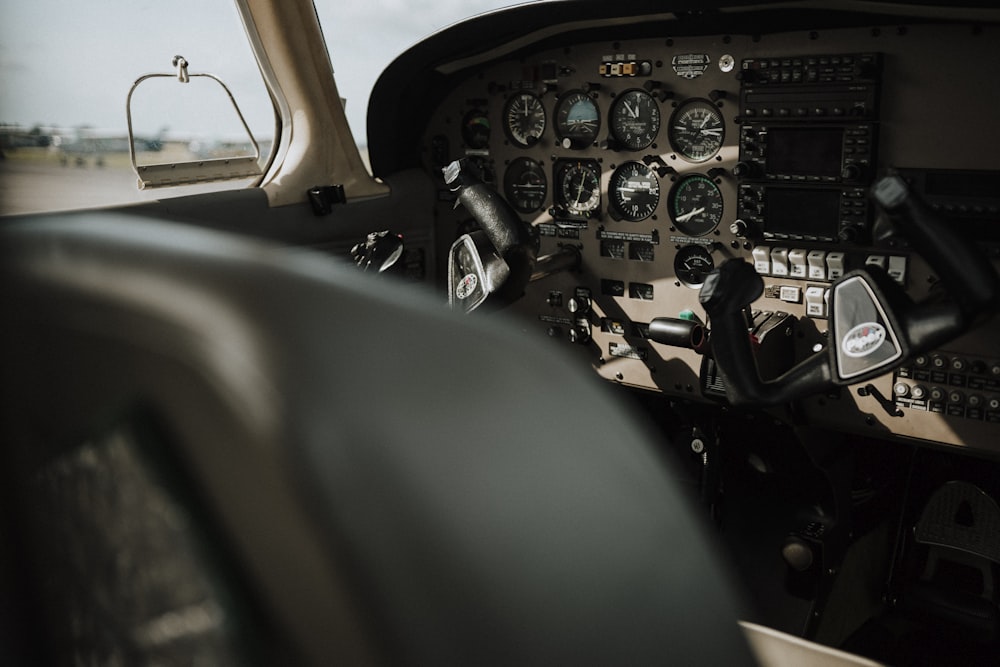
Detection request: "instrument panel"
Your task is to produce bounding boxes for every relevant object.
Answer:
[419,19,1000,455]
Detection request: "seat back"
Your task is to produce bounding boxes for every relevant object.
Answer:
[0,213,754,665]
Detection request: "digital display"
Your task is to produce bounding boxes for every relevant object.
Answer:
[766,128,843,177]
[765,188,841,238]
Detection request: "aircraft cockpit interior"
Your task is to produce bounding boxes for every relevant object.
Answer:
[3,0,1000,664]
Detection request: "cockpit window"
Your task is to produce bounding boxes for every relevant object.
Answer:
[0,0,276,215]
[314,1,526,169]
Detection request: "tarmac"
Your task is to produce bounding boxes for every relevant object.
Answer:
[0,149,254,216]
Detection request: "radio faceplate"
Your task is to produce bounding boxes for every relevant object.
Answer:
[735,52,882,242]
[738,183,870,243]
[738,123,876,184]
[739,53,882,115]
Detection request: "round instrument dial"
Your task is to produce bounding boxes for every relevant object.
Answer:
[609,161,660,221]
[555,91,600,149]
[504,157,547,213]
[503,92,546,148]
[610,89,660,151]
[674,244,715,288]
[557,161,601,215]
[669,175,724,236]
[668,99,725,162]
[461,109,491,150]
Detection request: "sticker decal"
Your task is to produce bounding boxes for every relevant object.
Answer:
[842,322,887,358]
[456,273,478,300]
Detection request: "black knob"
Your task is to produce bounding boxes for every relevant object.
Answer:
[568,326,591,344]
[730,219,750,237]
[838,225,866,244]
[841,164,863,181]
[781,537,815,572]
[733,161,758,179]
[567,295,591,314]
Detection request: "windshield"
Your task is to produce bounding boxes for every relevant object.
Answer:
[315,1,528,160]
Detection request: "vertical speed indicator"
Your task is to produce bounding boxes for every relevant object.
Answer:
[609,162,660,221]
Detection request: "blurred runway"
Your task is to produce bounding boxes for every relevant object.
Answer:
[0,152,254,216]
[0,158,150,216]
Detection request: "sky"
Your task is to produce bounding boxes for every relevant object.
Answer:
[0,0,526,147]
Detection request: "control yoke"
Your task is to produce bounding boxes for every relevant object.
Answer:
[702,175,999,407]
[444,158,540,313]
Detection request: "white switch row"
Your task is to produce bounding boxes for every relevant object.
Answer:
[752,246,907,285]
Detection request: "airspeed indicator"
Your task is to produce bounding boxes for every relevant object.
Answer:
[503,92,546,148]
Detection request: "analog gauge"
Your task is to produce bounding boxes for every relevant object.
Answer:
[557,160,601,215]
[609,161,660,222]
[504,158,547,213]
[674,244,716,288]
[610,89,661,151]
[669,175,724,236]
[668,99,725,162]
[555,91,600,149]
[503,92,546,148]
[461,109,490,150]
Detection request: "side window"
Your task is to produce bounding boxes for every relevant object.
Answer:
[0,0,275,215]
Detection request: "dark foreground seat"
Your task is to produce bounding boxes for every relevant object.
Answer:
[0,213,753,665]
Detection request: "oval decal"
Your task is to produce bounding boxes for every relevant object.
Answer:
[842,322,887,358]
[456,273,478,300]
